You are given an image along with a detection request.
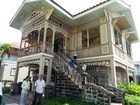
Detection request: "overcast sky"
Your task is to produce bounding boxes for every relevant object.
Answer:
[0,0,140,61]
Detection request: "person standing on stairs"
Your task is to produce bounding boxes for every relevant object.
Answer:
[73,54,77,65]
[67,59,74,75]
[67,57,78,82]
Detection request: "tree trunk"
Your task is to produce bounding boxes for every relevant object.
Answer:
[0,60,1,69]
[0,57,3,69]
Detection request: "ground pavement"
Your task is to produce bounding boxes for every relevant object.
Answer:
[2,93,33,105]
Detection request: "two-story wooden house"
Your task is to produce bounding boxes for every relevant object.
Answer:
[10,0,138,103]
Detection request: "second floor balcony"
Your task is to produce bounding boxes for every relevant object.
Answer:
[113,44,134,65]
[18,42,53,57]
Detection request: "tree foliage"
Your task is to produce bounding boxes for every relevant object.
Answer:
[0,43,12,68]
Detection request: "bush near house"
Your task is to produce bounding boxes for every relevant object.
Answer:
[2,80,13,87]
[118,82,140,105]
[125,94,140,105]
[2,80,13,94]
[3,87,10,93]
[41,96,96,105]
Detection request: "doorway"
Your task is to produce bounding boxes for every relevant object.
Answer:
[54,32,64,53]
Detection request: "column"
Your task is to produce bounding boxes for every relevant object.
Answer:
[51,30,55,53]
[77,32,82,49]
[18,38,23,56]
[133,68,137,83]
[19,38,23,49]
[46,59,53,85]
[24,40,26,48]
[14,62,19,83]
[107,14,115,54]
[39,57,45,75]
[100,16,109,54]
[87,29,89,47]
[126,67,129,83]
[64,36,67,54]
[42,26,47,52]
[37,30,40,43]
[28,67,30,77]
[110,59,117,87]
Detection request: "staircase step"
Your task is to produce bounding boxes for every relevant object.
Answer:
[111,103,122,105]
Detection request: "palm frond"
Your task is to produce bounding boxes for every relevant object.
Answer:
[0,43,12,68]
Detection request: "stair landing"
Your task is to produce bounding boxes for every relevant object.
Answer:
[111,103,122,105]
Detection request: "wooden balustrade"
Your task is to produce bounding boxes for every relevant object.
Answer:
[127,55,134,65]
[18,42,53,57]
[114,44,125,59]
[113,44,133,64]
[44,42,53,54]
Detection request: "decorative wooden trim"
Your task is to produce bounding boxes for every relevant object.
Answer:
[18,58,49,68]
[81,60,110,66]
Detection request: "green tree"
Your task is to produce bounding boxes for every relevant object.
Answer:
[0,43,12,68]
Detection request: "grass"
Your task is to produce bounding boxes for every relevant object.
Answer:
[41,96,95,105]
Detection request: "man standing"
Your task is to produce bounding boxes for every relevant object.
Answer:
[32,75,45,105]
[0,80,4,105]
[19,76,30,105]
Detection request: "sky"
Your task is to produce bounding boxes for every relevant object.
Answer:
[0,0,140,61]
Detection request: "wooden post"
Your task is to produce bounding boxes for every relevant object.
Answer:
[46,59,53,85]
[14,62,19,83]
[39,57,45,75]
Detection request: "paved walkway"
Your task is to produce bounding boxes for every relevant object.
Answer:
[2,94,33,105]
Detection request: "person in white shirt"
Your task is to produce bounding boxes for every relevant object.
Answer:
[0,81,4,105]
[19,76,30,105]
[32,75,45,105]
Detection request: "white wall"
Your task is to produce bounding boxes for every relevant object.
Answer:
[2,63,29,82]
[2,63,16,81]
[17,67,29,82]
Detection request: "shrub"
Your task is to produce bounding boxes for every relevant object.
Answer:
[2,80,13,87]
[118,82,140,105]
[118,82,140,96]
[3,87,10,93]
[125,94,140,105]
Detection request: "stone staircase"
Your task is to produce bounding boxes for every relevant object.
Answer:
[52,52,124,105]
[53,53,83,88]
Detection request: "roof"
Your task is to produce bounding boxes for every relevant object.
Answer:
[50,0,111,17]
[10,0,131,27]
[9,0,138,42]
[10,42,20,49]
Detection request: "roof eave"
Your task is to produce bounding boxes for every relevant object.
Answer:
[47,0,73,18]
[10,0,135,30]
[9,0,41,29]
[73,0,115,19]
[9,0,26,27]
[115,0,130,9]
